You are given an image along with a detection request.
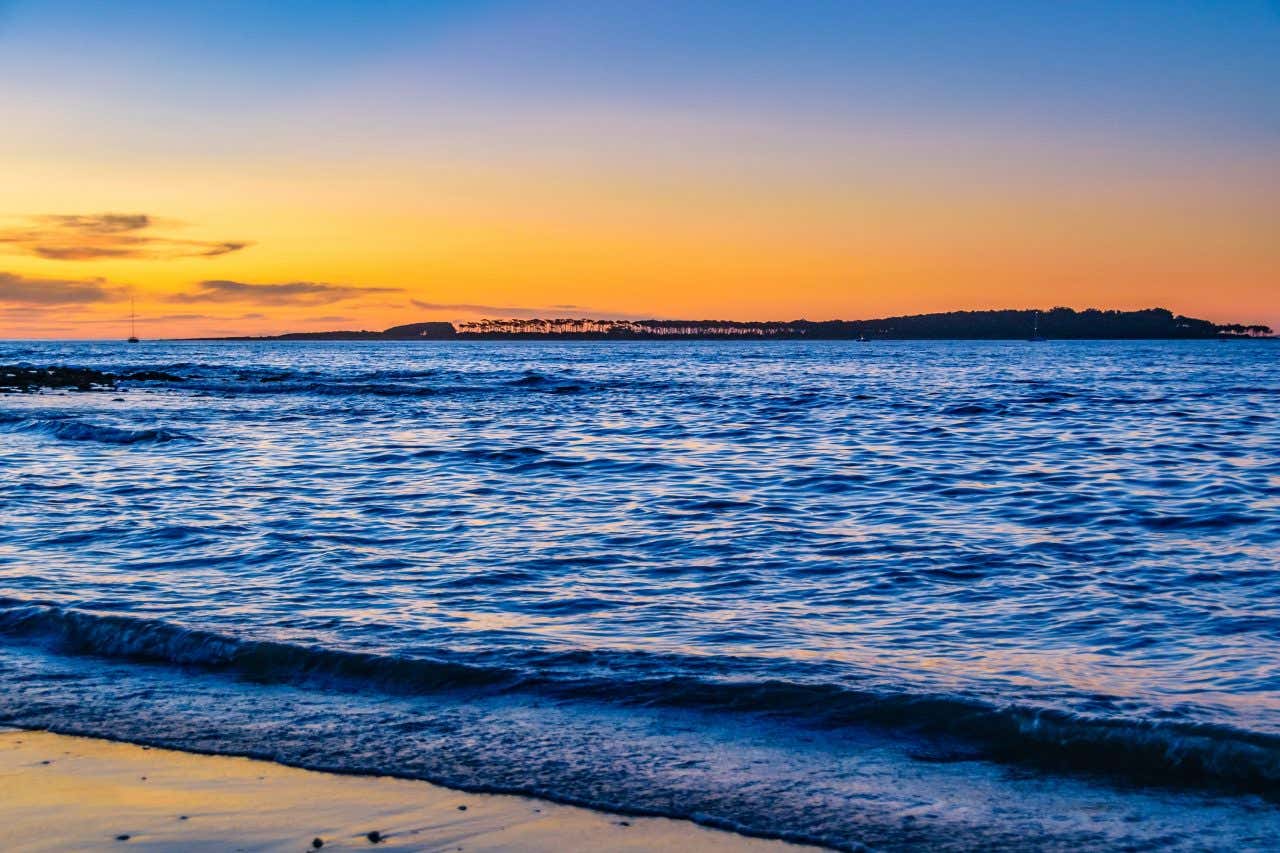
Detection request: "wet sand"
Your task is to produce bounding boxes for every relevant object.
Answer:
[0,729,820,852]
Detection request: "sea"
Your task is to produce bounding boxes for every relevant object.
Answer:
[0,339,1277,851]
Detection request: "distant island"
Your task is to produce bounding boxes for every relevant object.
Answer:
[194,307,1273,342]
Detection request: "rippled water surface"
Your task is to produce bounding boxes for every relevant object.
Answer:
[1,339,1278,850]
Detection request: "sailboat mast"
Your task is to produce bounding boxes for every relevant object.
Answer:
[127,296,140,342]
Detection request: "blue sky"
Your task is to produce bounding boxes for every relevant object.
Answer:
[1,1,1276,335]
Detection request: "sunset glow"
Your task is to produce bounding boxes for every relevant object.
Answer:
[2,1,1276,338]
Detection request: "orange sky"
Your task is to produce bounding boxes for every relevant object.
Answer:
[1,2,1276,338]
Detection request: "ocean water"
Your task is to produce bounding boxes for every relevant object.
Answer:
[1,339,1277,851]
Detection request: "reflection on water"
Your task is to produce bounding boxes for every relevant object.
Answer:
[0,339,1278,849]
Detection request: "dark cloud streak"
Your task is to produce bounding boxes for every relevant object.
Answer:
[0,271,118,305]
[0,213,251,261]
[44,214,152,234]
[168,279,400,306]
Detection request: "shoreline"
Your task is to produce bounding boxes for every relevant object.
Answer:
[0,728,822,852]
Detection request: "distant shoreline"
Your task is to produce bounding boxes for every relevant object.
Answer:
[178,307,1273,342]
[179,333,1279,342]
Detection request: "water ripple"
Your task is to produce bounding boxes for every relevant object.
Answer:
[1,339,1278,848]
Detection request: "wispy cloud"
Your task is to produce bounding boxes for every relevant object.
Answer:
[0,214,250,261]
[409,299,554,319]
[0,270,119,305]
[149,313,214,322]
[409,299,651,320]
[168,279,400,306]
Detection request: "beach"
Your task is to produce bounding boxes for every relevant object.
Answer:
[0,729,815,852]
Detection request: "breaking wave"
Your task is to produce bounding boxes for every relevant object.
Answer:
[2,600,1277,798]
[0,413,196,445]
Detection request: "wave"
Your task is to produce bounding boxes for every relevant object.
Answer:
[1,600,1277,797]
[164,378,598,398]
[103,361,667,397]
[0,413,196,445]
[177,379,441,397]
[941,402,1006,416]
[5,362,672,400]
[0,600,511,689]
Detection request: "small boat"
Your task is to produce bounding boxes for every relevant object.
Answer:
[127,298,140,343]
[857,334,869,343]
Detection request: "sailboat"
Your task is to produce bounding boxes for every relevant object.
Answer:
[127,298,140,343]
[1028,310,1046,342]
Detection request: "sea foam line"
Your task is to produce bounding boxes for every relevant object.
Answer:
[0,599,1277,797]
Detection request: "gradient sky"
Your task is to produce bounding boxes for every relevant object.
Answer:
[1,0,1277,338]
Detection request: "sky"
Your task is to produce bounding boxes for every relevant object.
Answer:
[0,0,1276,338]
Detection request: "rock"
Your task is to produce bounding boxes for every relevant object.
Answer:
[115,835,130,842]
[312,838,324,849]
[0,365,117,393]
[456,805,467,811]
[366,830,383,843]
